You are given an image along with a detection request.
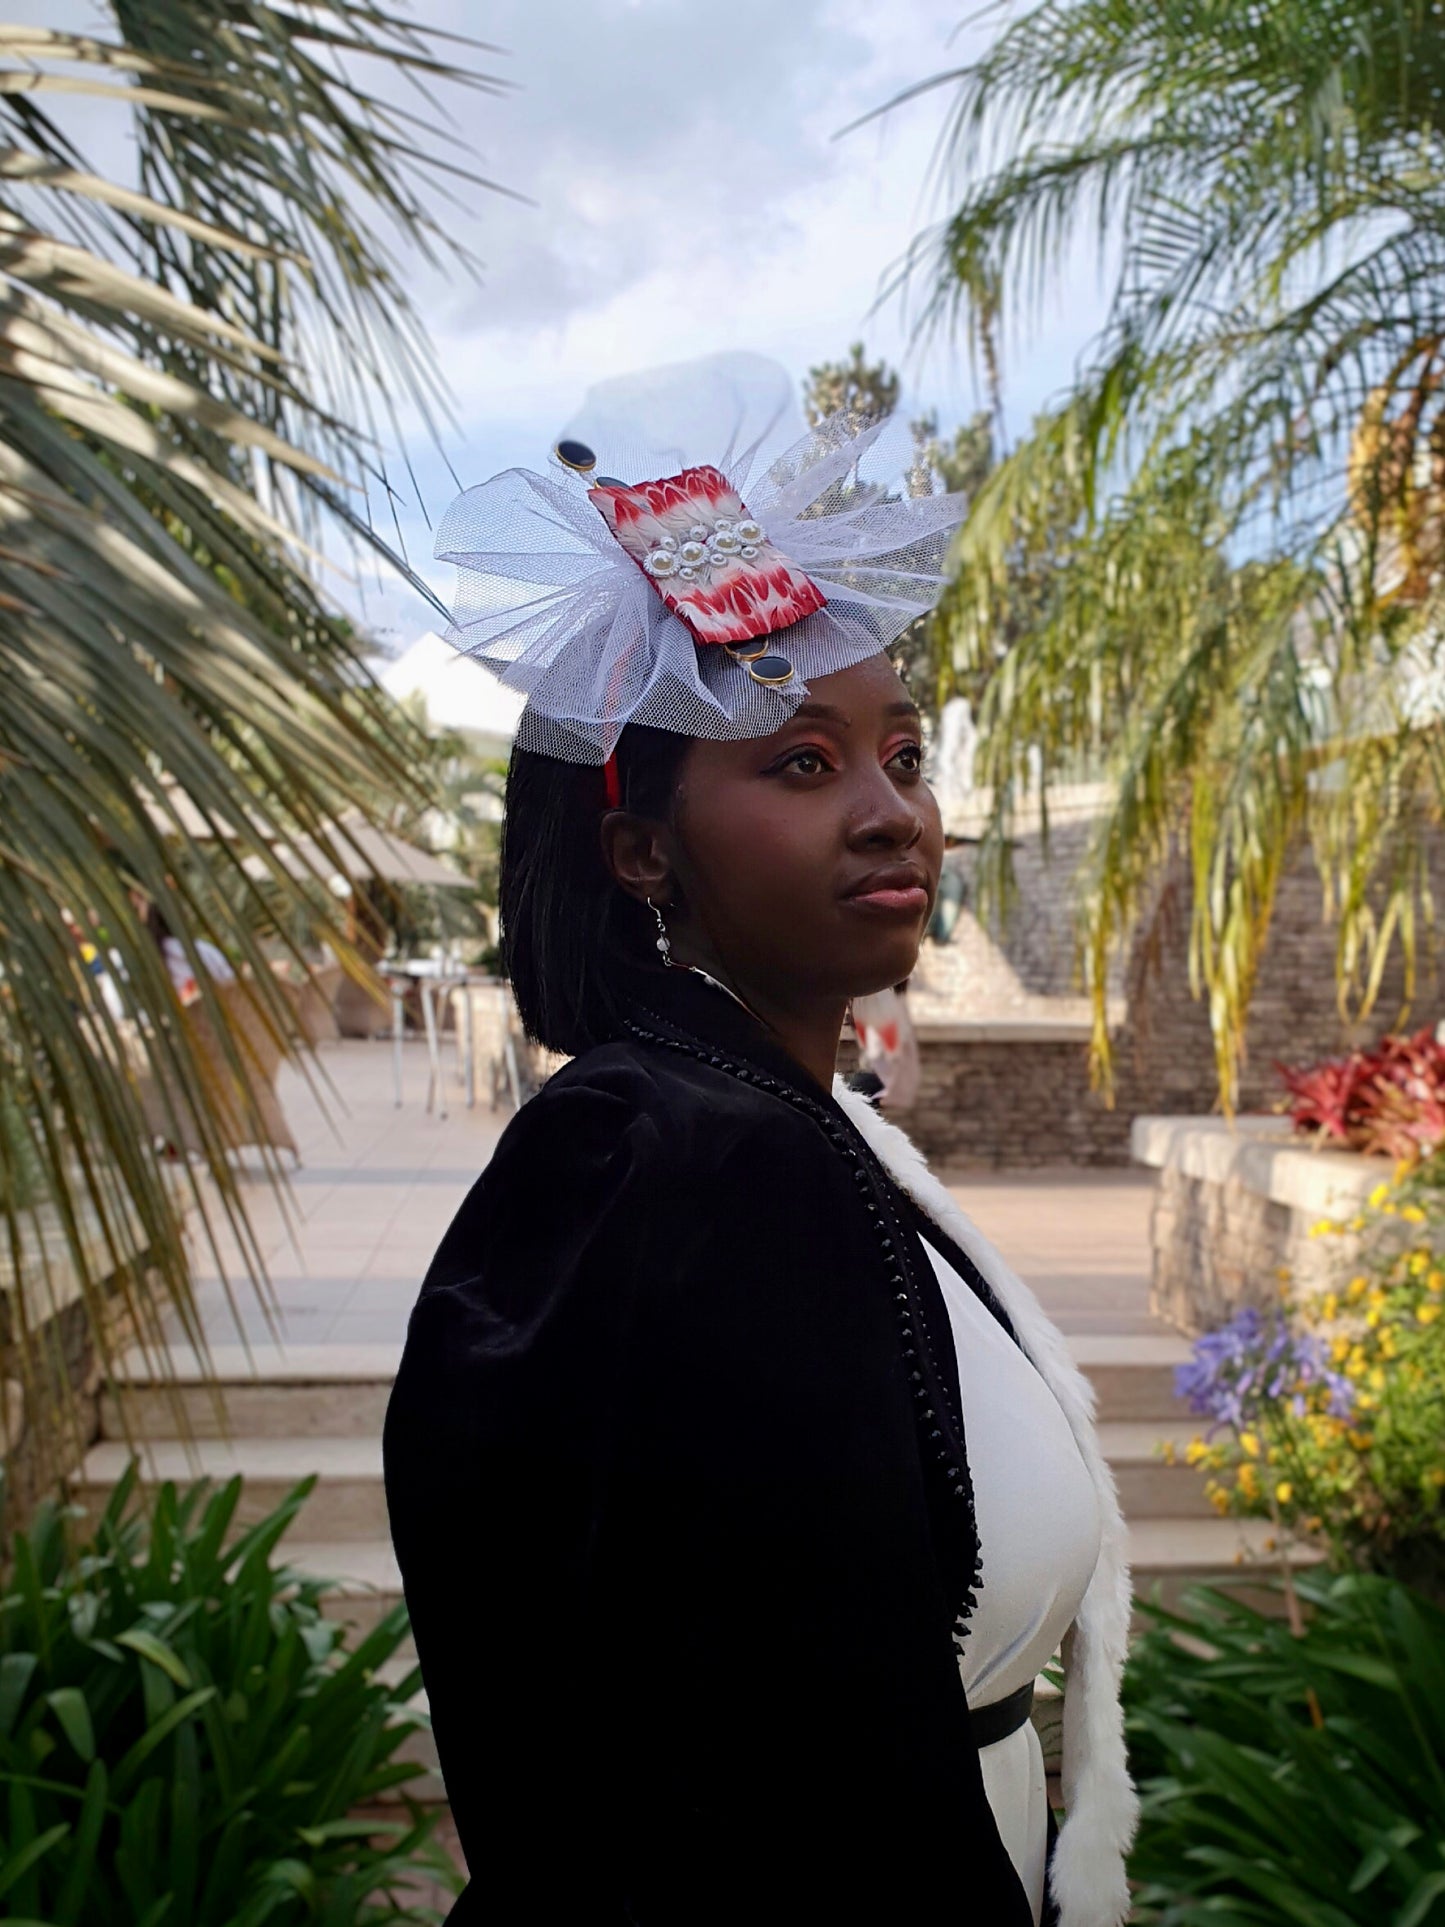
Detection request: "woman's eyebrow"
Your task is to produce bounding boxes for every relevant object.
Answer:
[791,699,922,725]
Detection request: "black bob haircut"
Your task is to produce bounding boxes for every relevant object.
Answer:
[499,726,692,1058]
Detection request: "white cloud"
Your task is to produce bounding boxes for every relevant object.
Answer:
[26,0,1112,648]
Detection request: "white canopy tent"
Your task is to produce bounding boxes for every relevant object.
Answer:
[378,630,525,756]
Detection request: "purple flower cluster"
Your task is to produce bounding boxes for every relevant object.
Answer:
[1175,1304,1355,1434]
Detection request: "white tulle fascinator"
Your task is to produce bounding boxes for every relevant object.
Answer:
[433,352,967,773]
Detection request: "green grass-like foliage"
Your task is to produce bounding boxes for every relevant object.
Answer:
[1126,1571,1445,1925]
[0,1464,458,1926]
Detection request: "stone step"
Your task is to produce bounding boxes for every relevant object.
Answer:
[1066,1332,1193,1423]
[75,1435,387,1542]
[102,1333,1193,1443]
[1127,1515,1320,1618]
[100,1344,400,1442]
[1095,1422,1215,1519]
[279,1513,1311,1667]
[79,1417,1216,1546]
[293,1537,409,1644]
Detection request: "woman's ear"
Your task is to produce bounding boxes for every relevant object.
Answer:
[600,811,676,907]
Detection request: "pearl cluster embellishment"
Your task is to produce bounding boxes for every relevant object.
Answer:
[644,516,766,583]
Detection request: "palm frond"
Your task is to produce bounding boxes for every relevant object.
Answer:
[904,0,1445,1102]
[0,4,500,1496]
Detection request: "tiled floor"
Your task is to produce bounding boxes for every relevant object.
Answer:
[946,1166,1158,1335]
[170,1038,506,1350]
[170,1039,1158,1353]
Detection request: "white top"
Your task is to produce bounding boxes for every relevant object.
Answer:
[921,1235,1102,1926]
[160,935,235,1001]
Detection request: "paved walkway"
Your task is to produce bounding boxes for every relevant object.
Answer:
[172,1041,1157,1351]
[172,1039,506,1350]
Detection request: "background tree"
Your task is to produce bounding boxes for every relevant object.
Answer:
[0,6,500,1494]
[801,349,1002,714]
[900,0,1445,1104]
[803,340,901,427]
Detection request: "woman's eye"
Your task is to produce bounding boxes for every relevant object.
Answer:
[889,742,924,775]
[780,747,831,775]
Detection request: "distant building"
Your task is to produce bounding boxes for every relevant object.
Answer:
[379,631,525,763]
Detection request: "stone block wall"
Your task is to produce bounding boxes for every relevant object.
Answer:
[854,1032,1131,1169]
[1133,1118,1375,1335]
[886,802,1445,1167]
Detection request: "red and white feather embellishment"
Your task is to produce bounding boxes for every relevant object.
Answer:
[590,464,826,646]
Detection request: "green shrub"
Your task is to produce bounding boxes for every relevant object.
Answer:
[0,1464,459,1925]
[1126,1570,1445,1925]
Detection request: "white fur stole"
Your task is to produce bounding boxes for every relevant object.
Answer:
[833,1081,1139,1927]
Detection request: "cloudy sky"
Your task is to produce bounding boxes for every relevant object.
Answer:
[44,0,1109,647]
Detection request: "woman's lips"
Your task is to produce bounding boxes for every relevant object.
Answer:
[842,884,930,916]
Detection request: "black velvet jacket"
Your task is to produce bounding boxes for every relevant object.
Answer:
[383,966,1046,1925]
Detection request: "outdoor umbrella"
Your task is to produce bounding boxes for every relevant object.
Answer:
[240,813,471,890]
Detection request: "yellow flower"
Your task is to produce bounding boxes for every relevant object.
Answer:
[1239,1431,1261,1459]
[1275,1481,1293,1504]
[1237,1463,1260,1499]
[1369,1366,1387,1391]
[1410,1248,1430,1273]
[1428,1271,1445,1293]
[1380,1328,1398,1359]
[1348,1276,1369,1302]
[1309,1217,1338,1238]
[1419,1301,1441,1325]
[1185,1438,1209,1467]
[1276,1265,1292,1282]
[1348,1216,1366,1232]
[1402,1205,1428,1225]
[1331,1335,1352,1363]
[1321,1293,1340,1321]
[1369,1182,1391,1209]
[1358,1392,1377,1412]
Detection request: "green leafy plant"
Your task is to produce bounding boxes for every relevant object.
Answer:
[0,1464,459,1924]
[1126,1571,1445,1926]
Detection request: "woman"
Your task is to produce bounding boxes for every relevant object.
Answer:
[383,365,1136,1927]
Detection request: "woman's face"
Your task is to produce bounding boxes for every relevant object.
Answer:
[664,652,943,1005]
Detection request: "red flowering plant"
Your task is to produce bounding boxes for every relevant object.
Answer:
[1275,1027,1445,1157]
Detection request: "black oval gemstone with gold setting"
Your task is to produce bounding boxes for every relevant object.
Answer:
[555,438,596,473]
[747,654,795,685]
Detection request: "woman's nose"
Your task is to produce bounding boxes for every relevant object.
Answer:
[846,765,927,849]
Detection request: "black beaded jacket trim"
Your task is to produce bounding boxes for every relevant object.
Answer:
[621,1004,990,1652]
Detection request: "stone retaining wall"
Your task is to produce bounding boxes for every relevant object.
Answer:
[1131,1116,1378,1334]
[1,1203,146,1536]
[847,1024,1134,1169]
[885,818,1445,1168]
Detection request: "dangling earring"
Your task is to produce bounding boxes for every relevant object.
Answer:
[647,897,674,968]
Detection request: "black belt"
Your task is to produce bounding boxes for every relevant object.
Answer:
[969,1679,1036,1749]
